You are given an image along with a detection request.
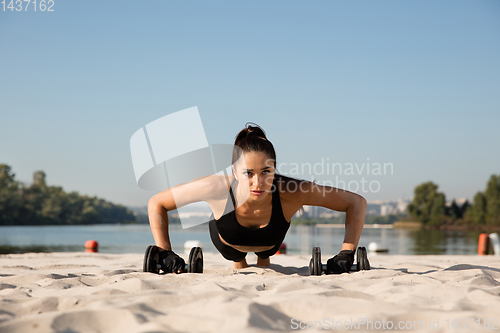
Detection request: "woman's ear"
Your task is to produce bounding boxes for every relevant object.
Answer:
[231,165,237,181]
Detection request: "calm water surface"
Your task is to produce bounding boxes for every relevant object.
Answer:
[0,224,482,256]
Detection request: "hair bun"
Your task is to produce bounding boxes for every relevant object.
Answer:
[244,122,267,140]
[233,122,276,167]
[235,122,268,144]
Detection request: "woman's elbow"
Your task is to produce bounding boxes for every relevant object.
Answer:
[147,195,157,211]
[349,194,367,212]
[147,194,165,214]
[358,195,367,208]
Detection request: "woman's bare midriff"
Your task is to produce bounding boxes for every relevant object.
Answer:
[218,234,275,253]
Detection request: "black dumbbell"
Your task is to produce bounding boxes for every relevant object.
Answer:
[309,246,370,276]
[143,245,203,274]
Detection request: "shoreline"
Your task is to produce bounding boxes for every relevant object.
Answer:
[423,224,500,232]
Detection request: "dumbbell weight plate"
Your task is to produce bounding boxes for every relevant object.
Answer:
[361,247,370,270]
[143,245,153,272]
[309,247,322,276]
[359,247,366,271]
[188,247,203,273]
[143,245,160,274]
[355,247,361,271]
[314,247,322,275]
[357,247,370,271]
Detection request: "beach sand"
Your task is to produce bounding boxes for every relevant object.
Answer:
[1,251,500,332]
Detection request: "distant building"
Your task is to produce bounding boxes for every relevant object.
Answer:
[294,205,342,218]
[396,199,408,214]
[300,205,322,218]
[380,204,393,216]
[369,198,411,216]
[297,200,413,217]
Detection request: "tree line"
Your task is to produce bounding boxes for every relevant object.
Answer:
[407,174,500,228]
[0,164,137,225]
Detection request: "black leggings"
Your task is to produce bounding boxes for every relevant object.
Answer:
[209,219,281,262]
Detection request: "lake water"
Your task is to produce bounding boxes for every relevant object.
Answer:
[0,224,483,256]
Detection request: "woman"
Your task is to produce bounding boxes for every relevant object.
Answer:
[147,123,367,273]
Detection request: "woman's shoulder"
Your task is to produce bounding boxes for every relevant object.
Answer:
[168,173,234,204]
[275,173,307,188]
[193,173,234,198]
[275,174,310,200]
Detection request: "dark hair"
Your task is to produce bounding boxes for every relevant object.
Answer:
[232,122,276,167]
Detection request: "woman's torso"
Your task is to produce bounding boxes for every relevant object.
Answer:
[208,174,301,253]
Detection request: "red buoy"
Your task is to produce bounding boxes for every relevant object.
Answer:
[85,240,99,253]
[478,233,489,255]
[277,243,287,255]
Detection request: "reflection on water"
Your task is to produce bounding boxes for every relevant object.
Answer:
[0,224,482,255]
[409,229,482,255]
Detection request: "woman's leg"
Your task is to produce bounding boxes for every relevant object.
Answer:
[256,257,270,267]
[209,219,248,268]
[254,243,281,266]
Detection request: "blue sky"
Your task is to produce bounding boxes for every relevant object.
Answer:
[1,0,499,207]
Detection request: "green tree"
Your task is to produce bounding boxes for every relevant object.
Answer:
[17,170,49,224]
[467,174,500,226]
[485,175,500,226]
[468,192,487,225]
[447,199,462,220]
[33,171,47,189]
[40,186,64,224]
[81,200,99,224]
[0,165,137,225]
[407,181,447,225]
[0,164,22,224]
[59,191,84,225]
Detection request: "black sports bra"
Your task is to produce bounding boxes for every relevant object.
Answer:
[211,175,290,247]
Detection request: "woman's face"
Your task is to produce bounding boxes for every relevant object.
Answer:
[233,151,275,200]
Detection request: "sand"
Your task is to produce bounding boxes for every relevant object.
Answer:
[1,251,500,333]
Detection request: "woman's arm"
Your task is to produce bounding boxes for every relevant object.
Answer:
[147,174,228,251]
[297,181,367,251]
[341,194,367,251]
[148,191,175,251]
